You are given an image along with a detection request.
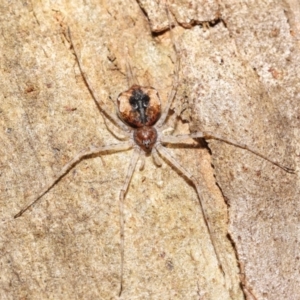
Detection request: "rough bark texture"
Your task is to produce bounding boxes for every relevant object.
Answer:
[0,0,299,299]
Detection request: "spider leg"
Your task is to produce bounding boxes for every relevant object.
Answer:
[14,141,133,219]
[161,131,294,173]
[152,146,163,167]
[139,151,146,171]
[118,147,141,297]
[156,2,181,128]
[102,112,130,141]
[155,143,224,275]
[68,28,130,133]
[160,132,205,144]
[125,46,140,87]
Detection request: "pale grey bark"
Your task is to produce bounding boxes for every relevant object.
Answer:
[0,1,299,299]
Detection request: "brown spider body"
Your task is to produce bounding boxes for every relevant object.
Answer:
[133,126,158,152]
[118,84,161,153]
[117,84,161,128]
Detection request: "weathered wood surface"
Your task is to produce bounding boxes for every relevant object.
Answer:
[0,1,299,299]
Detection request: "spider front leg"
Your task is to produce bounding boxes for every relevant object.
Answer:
[14,141,133,219]
[161,132,294,173]
[155,143,224,275]
[68,28,130,133]
[118,147,141,297]
[156,3,181,128]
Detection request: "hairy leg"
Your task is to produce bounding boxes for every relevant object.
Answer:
[161,132,294,173]
[155,143,225,275]
[118,147,141,296]
[14,142,133,218]
[68,28,130,133]
[156,2,181,128]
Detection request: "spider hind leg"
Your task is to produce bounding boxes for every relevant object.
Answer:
[155,143,225,275]
[118,147,141,296]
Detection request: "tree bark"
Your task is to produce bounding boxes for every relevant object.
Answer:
[0,0,299,299]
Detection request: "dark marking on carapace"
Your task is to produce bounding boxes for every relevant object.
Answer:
[129,88,149,124]
[117,85,161,127]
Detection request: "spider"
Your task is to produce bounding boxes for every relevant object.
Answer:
[14,8,294,297]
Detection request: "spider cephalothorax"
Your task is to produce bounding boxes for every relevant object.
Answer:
[133,125,158,152]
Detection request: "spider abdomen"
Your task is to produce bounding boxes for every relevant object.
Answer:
[117,85,161,127]
[133,126,158,152]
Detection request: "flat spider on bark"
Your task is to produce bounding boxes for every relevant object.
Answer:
[14,19,294,298]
